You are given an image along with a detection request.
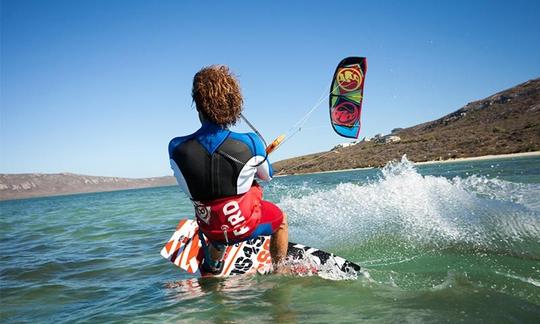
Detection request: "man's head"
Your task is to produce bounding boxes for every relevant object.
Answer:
[192,65,243,127]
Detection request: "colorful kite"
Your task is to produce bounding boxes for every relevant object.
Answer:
[329,57,367,138]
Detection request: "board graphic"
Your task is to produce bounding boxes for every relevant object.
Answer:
[161,219,361,278]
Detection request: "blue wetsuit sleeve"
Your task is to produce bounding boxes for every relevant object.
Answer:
[246,132,273,180]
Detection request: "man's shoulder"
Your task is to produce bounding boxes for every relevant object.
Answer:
[168,132,199,156]
[227,131,265,154]
[169,123,231,156]
[228,130,256,141]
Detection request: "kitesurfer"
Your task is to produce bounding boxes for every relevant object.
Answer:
[168,65,289,274]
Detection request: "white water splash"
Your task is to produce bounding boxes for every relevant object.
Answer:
[494,271,540,288]
[280,248,364,281]
[454,175,540,211]
[278,156,540,253]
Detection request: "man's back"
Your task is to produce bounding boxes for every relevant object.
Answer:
[169,121,272,201]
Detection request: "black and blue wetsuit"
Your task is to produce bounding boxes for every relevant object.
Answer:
[168,121,284,273]
[168,121,272,202]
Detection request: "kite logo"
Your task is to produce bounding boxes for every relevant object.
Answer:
[329,57,366,138]
[337,67,363,91]
[332,101,360,127]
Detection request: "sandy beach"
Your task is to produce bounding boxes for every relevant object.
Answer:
[413,151,540,165]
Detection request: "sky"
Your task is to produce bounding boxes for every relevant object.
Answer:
[1,0,539,178]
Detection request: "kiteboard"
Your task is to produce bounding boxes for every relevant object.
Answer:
[161,219,361,278]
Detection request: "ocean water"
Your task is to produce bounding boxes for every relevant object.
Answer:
[1,156,539,323]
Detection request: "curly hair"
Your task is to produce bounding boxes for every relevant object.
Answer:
[192,65,243,127]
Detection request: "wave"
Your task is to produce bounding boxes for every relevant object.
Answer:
[276,157,540,259]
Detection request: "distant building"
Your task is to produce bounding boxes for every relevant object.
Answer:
[383,135,401,143]
[372,133,401,144]
[331,141,358,150]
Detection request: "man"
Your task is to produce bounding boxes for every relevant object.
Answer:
[168,65,288,274]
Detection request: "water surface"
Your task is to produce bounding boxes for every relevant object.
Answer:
[1,156,539,322]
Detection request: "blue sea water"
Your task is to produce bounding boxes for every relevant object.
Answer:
[1,156,539,323]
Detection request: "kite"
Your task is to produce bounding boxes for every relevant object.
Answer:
[329,57,367,138]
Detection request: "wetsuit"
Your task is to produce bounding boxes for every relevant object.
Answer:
[169,121,283,245]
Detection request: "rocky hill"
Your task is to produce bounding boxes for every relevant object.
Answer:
[0,173,176,201]
[274,78,540,175]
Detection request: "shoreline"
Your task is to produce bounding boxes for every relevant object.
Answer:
[413,151,540,166]
[3,152,538,200]
[276,151,540,177]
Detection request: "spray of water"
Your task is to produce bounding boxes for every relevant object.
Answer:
[277,157,540,259]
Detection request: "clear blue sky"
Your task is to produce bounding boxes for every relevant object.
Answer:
[1,0,539,178]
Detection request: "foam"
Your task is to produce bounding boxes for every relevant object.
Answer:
[276,156,540,254]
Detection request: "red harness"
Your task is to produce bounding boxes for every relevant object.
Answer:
[193,184,262,243]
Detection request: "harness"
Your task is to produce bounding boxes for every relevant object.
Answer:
[194,184,263,274]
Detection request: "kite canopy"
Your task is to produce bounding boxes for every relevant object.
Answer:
[329,57,367,139]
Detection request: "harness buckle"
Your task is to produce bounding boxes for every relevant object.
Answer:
[221,225,230,245]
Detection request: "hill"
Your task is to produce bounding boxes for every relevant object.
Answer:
[274,78,540,175]
[0,173,176,201]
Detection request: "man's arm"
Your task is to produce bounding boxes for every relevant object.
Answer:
[246,133,273,181]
